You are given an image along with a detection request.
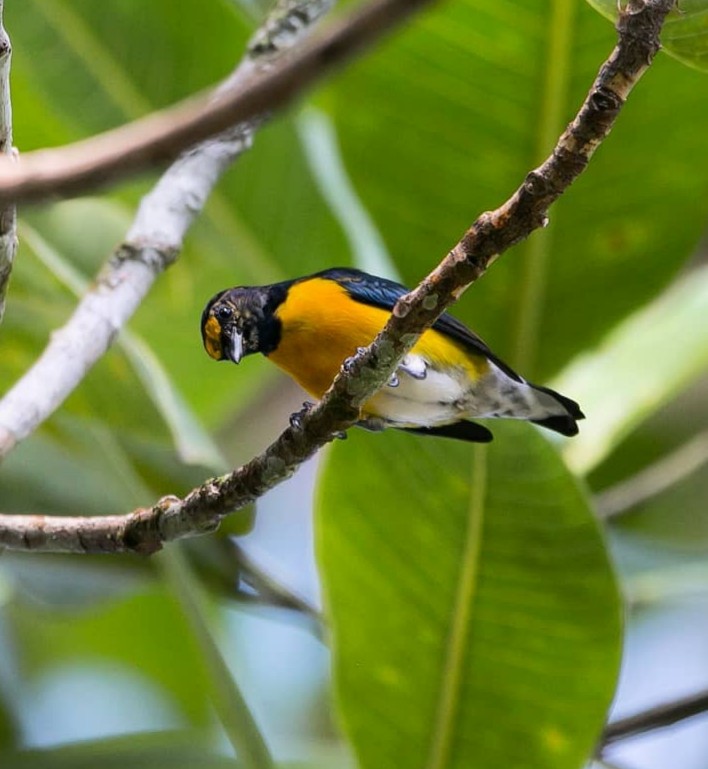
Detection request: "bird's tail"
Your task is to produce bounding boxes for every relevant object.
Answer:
[528,384,585,437]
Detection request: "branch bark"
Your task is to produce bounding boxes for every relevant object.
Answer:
[601,688,708,746]
[0,0,677,554]
[0,0,17,320]
[0,0,432,207]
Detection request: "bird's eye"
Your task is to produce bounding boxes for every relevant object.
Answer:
[216,305,233,322]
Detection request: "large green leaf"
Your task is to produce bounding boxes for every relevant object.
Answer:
[587,0,708,73]
[316,424,621,769]
[323,0,708,379]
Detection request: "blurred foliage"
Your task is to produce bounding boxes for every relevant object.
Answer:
[1,732,241,769]
[0,0,707,767]
[7,585,214,727]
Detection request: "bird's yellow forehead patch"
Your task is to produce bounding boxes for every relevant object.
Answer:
[203,315,223,360]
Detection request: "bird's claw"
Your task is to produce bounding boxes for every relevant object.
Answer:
[399,354,428,380]
[342,347,369,375]
[289,401,315,429]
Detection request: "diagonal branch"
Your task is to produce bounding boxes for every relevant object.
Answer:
[601,688,708,746]
[0,0,16,320]
[0,0,677,554]
[0,0,432,207]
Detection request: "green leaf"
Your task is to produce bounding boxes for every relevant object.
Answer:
[0,732,336,769]
[555,265,708,475]
[586,0,708,73]
[0,700,17,752]
[158,546,274,769]
[316,424,620,769]
[7,586,215,728]
[324,0,708,378]
[0,731,239,769]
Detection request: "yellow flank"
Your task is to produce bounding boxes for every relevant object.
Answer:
[204,316,223,360]
[268,278,490,399]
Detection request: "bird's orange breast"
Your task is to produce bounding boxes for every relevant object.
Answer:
[267,278,489,401]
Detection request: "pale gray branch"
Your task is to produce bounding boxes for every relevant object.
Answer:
[0,0,17,321]
[0,0,337,459]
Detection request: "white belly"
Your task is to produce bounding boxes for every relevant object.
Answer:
[367,365,469,426]
[364,354,555,429]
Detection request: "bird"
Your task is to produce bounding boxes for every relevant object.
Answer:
[200,267,583,443]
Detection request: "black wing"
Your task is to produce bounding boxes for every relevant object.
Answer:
[314,267,523,383]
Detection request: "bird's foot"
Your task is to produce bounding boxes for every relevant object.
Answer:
[289,401,315,430]
[342,347,370,375]
[399,355,427,380]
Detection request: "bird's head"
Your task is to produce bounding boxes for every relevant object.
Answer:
[201,285,283,363]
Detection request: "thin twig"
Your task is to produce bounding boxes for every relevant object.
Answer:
[595,429,708,519]
[0,0,677,554]
[0,0,338,459]
[0,0,432,207]
[231,542,324,632]
[602,688,708,746]
[0,0,17,320]
[193,532,323,627]
[596,759,638,769]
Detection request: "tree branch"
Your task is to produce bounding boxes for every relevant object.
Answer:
[0,0,432,207]
[0,0,341,459]
[0,0,17,320]
[0,0,677,554]
[602,688,708,746]
[230,542,324,634]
